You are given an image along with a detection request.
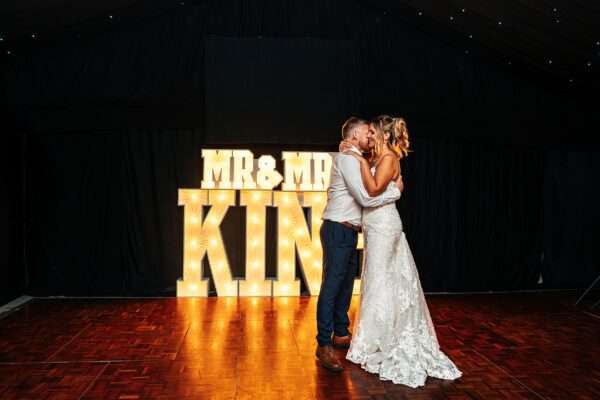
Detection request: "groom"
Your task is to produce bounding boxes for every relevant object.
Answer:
[316,116,403,372]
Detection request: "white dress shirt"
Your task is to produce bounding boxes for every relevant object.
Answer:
[322,147,401,227]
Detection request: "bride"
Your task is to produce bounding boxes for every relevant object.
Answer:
[341,115,462,388]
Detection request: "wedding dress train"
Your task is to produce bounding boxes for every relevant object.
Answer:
[346,198,462,388]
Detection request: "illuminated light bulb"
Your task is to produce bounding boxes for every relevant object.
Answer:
[252,192,261,201]
[302,250,311,258]
[313,260,320,268]
[189,216,199,224]
[189,261,199,270]
[190,283,198,292]
[251,239,259,248]
[209,238,217,247]
[251,214,260,224]
[294,228,303,236]
[190,239,198,248]
[218,192,227,202]
[191,193,199,202]
[252,260,260,269]
[280,238,290,247]
[283,217,291,226]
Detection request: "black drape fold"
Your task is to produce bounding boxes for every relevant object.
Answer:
[400,137,544,291]
[121,128,204,295]
[0,128,25,304]
[26,129,203,296]
[542,151,600,289]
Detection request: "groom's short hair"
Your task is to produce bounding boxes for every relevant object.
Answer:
[341,117,368,139]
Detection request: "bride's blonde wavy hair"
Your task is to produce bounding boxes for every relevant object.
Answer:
[370,115,411,161]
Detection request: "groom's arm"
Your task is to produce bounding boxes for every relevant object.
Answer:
[338,155,401,208]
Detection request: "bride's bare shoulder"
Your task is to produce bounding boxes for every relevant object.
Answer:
[375,152,398,167]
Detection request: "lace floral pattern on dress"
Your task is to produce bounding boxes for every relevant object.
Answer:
[346,201,462,388]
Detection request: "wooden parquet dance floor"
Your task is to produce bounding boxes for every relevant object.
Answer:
[0,292,598,399]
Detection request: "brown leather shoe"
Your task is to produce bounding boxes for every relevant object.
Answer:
[332,334,352,349]
[315,345,343,372]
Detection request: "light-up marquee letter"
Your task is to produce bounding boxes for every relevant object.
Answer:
[238,190,272,296]
[201,150,233,189]
[282,152,313,191]
[281,152,333,191]
[177,149,361,297]
[272,191,328,296]
[177,189,237,297]
[256,155,283,189]
[232,150,256,189]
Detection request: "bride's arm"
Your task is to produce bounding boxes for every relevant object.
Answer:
[354,154,396,197]
[339,154,400,207]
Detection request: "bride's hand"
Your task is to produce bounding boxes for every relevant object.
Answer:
[338,140,354,153]
[346,151,368,164]
[395,174,404,192]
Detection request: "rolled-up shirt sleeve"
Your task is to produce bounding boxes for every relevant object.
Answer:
[337,155,401,208]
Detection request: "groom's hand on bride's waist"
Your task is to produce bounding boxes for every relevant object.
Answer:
[395,175,404,192]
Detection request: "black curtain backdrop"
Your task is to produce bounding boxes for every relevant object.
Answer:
[0,123,25,304]
[204,37,362,144]
[25,129,203,296]
[2,0,599,297]
[543,151,600,288]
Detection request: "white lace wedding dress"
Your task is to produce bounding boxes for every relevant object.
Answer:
[346,182,462,388]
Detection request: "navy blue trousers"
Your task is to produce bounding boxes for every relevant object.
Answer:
[316,220,359,346]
